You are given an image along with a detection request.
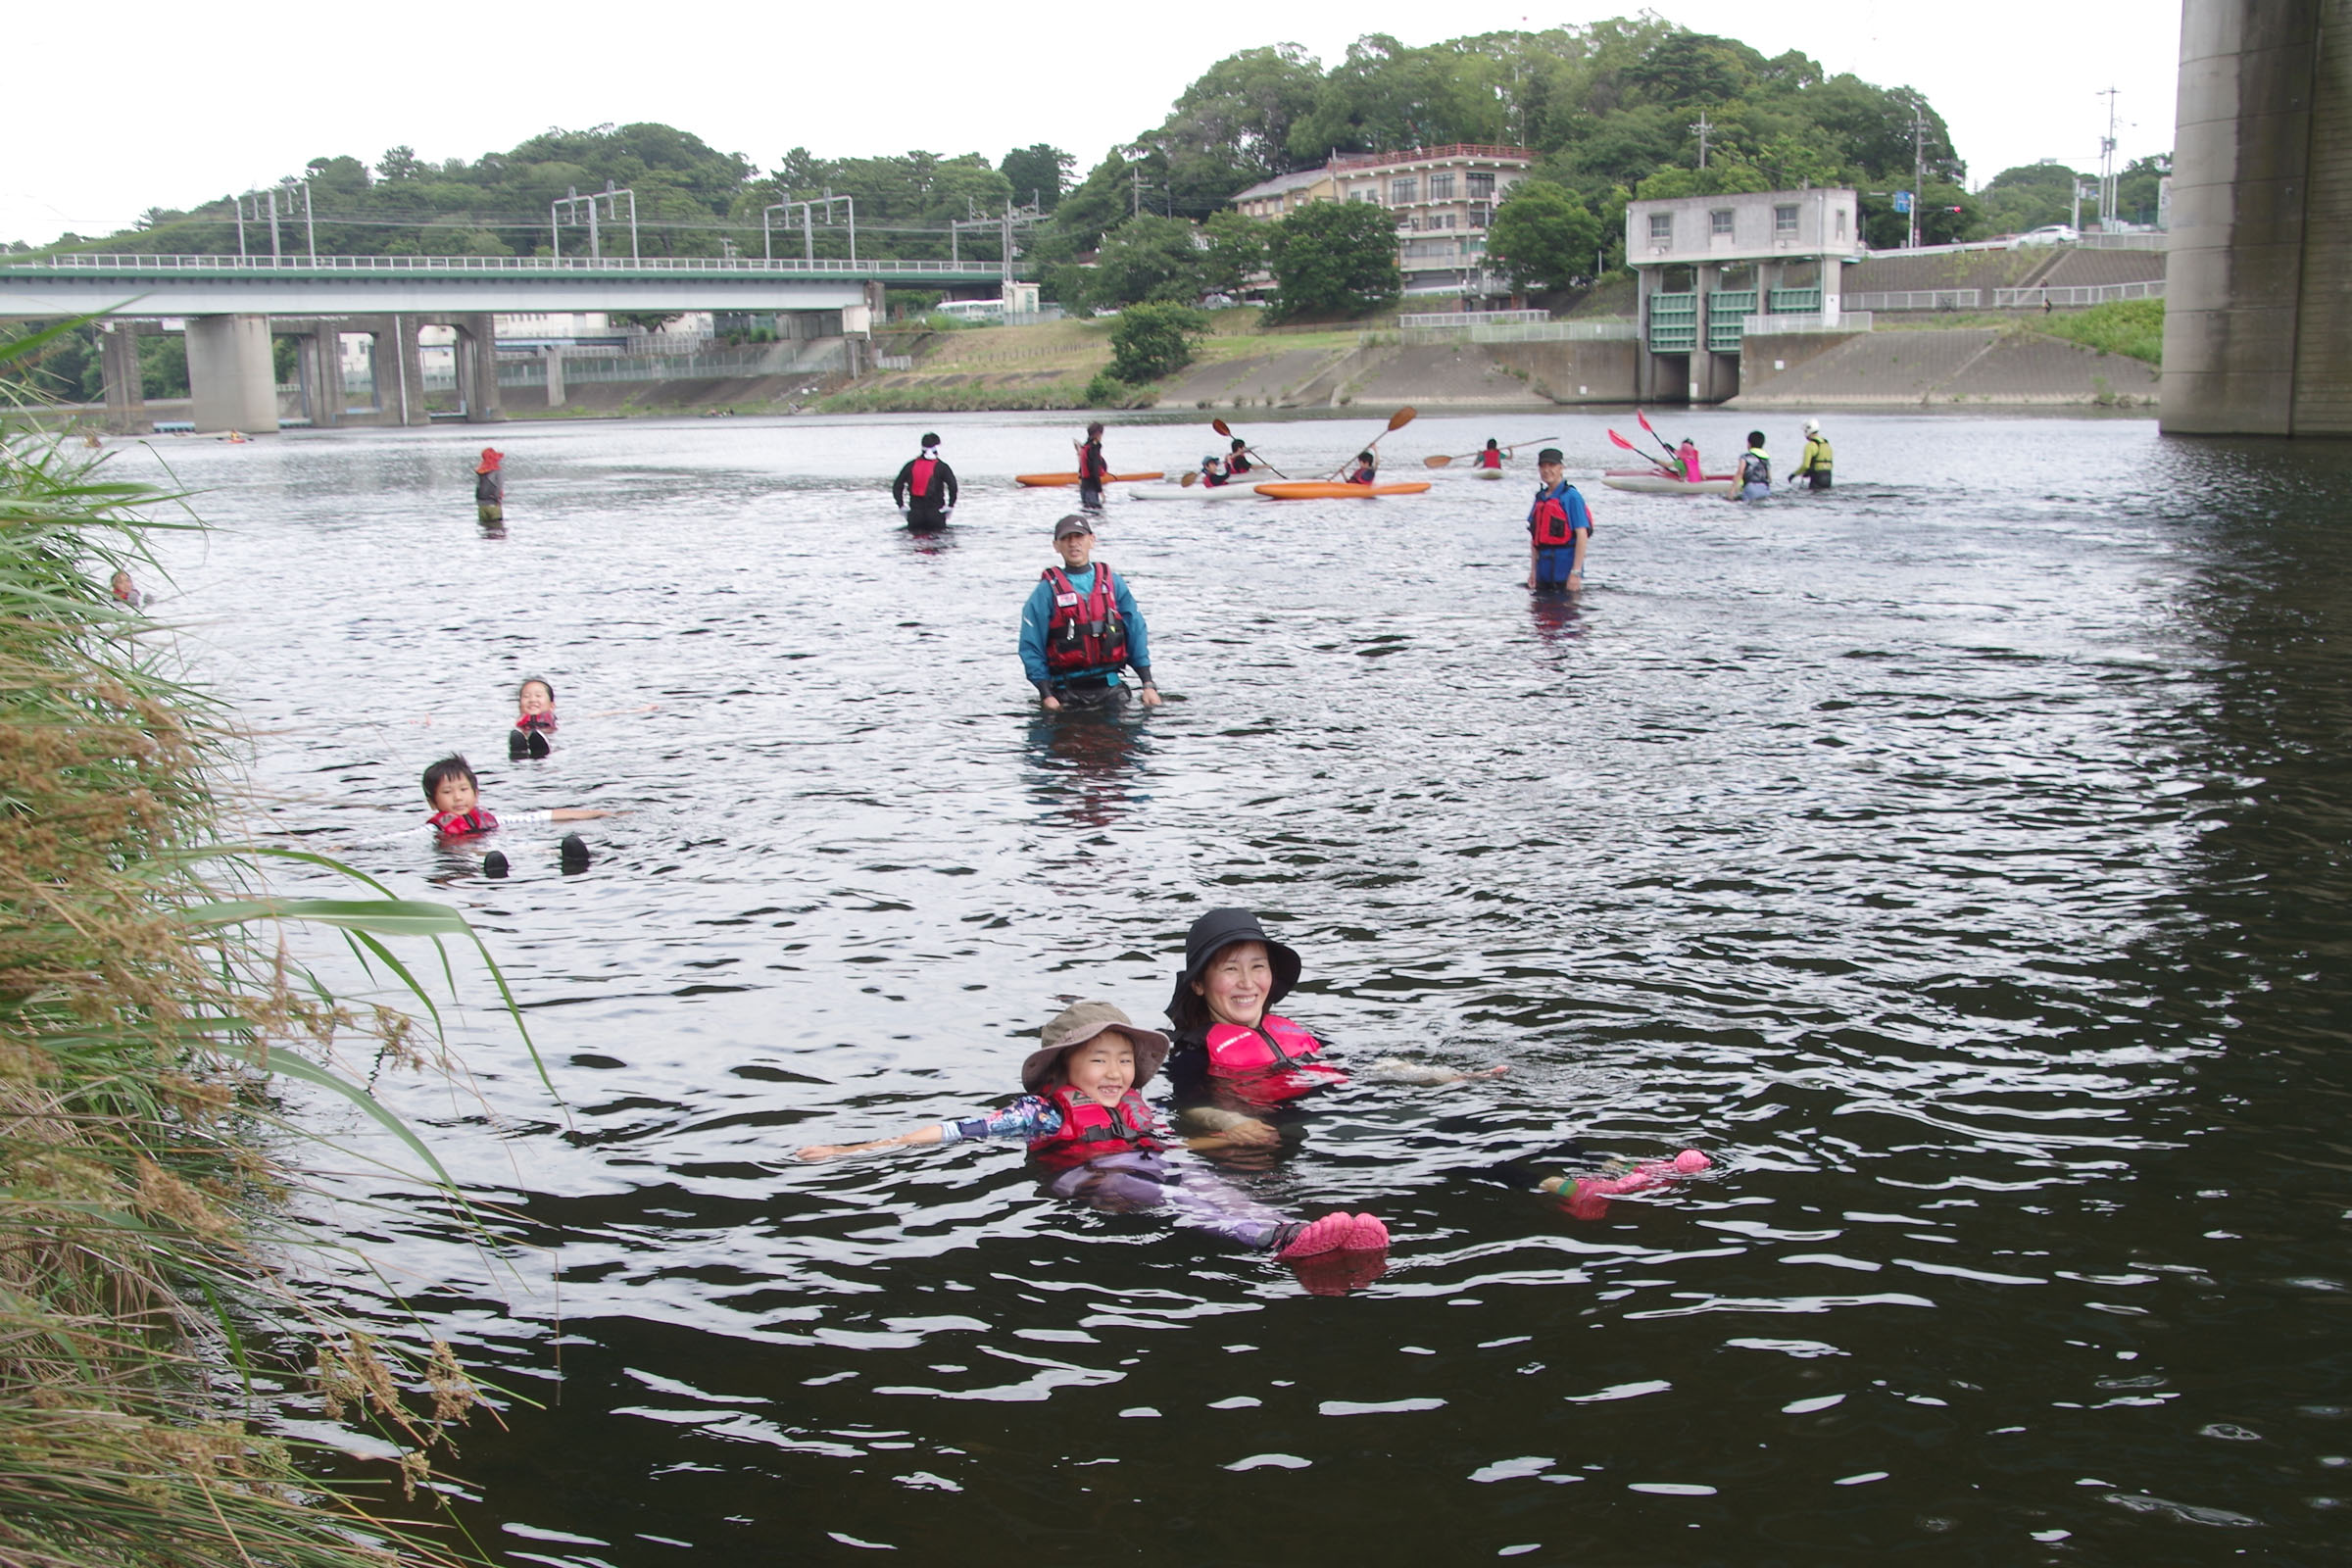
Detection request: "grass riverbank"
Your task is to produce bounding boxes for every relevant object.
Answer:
[1,386,514,1566]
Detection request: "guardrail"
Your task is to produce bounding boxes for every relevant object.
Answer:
[2076,232,2167,251]
[1397,309,1547,327]
[1389,319,1639,345]
[1846,289,1984,311]
[9,252,1031,278]
[1991,279,2166,307]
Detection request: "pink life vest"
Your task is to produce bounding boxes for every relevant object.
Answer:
[1027,1085,1161,1170]
[428,808,500,838]
[1202,1012,1349,1104]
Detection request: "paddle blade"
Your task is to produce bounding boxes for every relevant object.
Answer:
[1212,417,1233,437]
[1423,454,1453,467]
[1607,429,1639,451]
[1636,408,1661,436]
[1180,469,1198,486]
[1388,406,1418,430]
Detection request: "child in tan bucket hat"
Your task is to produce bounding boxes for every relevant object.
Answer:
[797,1001,1388,1270]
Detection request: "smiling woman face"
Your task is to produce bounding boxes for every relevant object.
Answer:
[1194,941,1273,1029]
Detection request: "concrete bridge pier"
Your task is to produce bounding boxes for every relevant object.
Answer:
[185,315,278,434]
[451,314,505,423]
[2162,0,2352,435]
[98,322,150,435]
[378,315,427,427]
[284,325,343,428]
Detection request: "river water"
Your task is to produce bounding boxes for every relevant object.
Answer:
[133,410,2349,1563]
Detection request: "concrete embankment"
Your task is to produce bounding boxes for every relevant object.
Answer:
[1732,327,2160,409]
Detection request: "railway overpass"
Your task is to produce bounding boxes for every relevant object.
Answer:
[0,252,1029,432]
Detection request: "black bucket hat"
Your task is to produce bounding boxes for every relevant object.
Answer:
[1166,907,1301,1023]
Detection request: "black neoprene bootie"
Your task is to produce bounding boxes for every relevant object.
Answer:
[559,834,590,873]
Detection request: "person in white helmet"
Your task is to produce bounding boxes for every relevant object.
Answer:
[1790,418,1834,491]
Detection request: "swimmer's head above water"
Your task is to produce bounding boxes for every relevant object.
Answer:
[421,754,479,815]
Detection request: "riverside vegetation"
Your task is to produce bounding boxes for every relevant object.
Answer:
[0,338,535,1567]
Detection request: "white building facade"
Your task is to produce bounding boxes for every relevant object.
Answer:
[1232,144,1536,310]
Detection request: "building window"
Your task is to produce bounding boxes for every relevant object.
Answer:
[1430,214,1456,231]
[1391,177,1418,204]
[1710,209,1734,237]
[1836,209,1848,238]
[1774,204,1798,236]
[1467,172,1494,199]
[1649,213,1673,244]
[1469,204,1492,229]
[1428,172,1455,200]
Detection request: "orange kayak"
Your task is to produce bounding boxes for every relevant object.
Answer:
[1252,480,1433,500]
[1015,470,1164,487]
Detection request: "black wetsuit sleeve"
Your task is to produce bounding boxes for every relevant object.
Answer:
[892,460,912,507]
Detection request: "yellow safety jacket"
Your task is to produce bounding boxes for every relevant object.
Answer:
[1795,435,1833,476]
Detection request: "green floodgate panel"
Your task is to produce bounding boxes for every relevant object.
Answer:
[1706,289,1758,354]
[1647,292,1697,353]
[1767,286,1823,315]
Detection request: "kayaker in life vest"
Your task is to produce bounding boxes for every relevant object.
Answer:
[1227,437,1253,475]
[1163,909,1506,1125]
[1074,421,1110,511]
[1199,454,1231,487]
[1018,514,1161,711]
[891,432,959,527]
[1527,447,1592,592]
[1676,438,1702,482]
[1479,439,1504,470]
[474,448,505,523]
[1789,419,1833,491]
[1348,451,1379,485]
[1732,432,1772,502]
[794,1002,1392,1275]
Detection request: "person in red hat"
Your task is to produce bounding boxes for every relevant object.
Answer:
[474,448,505,523]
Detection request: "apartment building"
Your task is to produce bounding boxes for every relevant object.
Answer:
[1230,144,1535,309]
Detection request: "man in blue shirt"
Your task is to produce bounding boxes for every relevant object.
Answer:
[1526,447,1592,591]
[1018,514,1162,710]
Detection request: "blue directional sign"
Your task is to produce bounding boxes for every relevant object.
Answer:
[1893,190,1914,215]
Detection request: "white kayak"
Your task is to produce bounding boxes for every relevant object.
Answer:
[1126,483,1261,501]
[1601,468,1738,496]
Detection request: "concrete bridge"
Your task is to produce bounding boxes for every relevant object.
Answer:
[2162,0,2352,435]
[0,252,1029,433]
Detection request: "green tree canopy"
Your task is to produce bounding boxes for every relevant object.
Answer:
[1264,199,1400,322]
[1087,215,1210,309]
[1485,181,1604,289]
[1107,303,1211,382]
[1001,144,1074,210]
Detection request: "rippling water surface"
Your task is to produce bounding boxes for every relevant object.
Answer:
[135,409,2351,1562]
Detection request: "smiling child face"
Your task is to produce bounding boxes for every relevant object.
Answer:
[430,773,479,815]
[1060,1033,1138,1106]
[1195,941,1273,1030]
[518,681,553,717]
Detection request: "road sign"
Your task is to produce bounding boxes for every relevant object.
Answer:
[1893,191,1914,215]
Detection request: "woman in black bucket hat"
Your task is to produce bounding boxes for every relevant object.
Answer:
[1164,908,1508,1117]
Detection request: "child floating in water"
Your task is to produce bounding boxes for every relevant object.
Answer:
[1538,1150,1711,1220]
[108,569,145,612]
[796,1002,1391,1285]
[420,753,612,875]
[506,677,657,758]
[1164,908,1505,1129]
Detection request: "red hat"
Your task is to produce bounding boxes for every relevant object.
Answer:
[475,448,504,472]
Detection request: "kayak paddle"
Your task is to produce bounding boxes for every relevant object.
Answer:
[1610,427,1680,476]
[1425,434,1563,468]
[1211,416,1288,478]
[1330,406,1416,479]
[1634,408,1683,465]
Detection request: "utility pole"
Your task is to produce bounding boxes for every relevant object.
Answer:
[1131,165,1142,219]
[2096,86,2121,229]
[1690,110,1713,171]
[1910,109,1929,250]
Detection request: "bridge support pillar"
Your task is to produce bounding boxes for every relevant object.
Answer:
[453,314,505,423]
[296,328,343,427]
[2162,0,2352,435]
[376,315,427,426]
[185,315,278,435]
[542,347,566,409]
[99,323,150,436]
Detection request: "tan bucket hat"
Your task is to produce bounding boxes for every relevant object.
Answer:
[1019,1001,1171,1094]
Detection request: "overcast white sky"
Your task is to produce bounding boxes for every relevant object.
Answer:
[7,1,2180,245]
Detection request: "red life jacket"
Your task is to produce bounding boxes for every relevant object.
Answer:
[1028,1085,1161,1170]
[428,808,500,838]
[1042,564,1128,673]
[1348,466,1377,485]
[908,456,938,498]
[1479,449,1503,469]
[1079,441,1107,480]
[1203,1012,1350,1103]
[1531,485,1589,548]
[515,710,558,733]
[1229,453,1252,473]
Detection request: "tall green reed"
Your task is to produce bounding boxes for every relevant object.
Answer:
[2,365,530,1568]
